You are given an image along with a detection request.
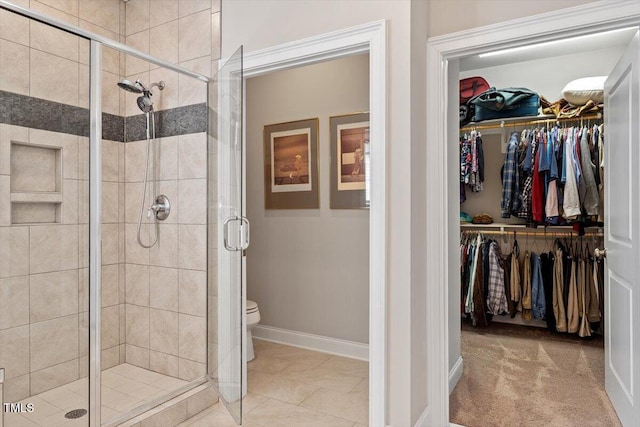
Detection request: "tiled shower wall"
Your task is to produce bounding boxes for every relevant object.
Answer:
[0,0,220,402]
[0,0,126,402]
[121,0,219,382]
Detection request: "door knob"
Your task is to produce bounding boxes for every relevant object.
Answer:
[594,248,607,259]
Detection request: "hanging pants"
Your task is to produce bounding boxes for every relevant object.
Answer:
[553,248,567,332]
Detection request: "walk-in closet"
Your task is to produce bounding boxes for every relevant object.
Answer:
[448,26,639,426]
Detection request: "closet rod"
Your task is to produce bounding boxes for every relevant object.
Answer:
[460,113,603,132]
[461,230,603,238]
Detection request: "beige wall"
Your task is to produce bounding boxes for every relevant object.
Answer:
[427,0,599,37]
[410,0,429,422]
[246,54,370,344]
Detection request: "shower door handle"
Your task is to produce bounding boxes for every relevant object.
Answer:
[240,217,250,250]
[223,217,241,251]
[224,216,250,251]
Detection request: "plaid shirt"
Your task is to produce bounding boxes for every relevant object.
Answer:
[501,132,520,217]
[487,242,509,315]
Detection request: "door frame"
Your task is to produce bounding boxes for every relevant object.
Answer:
[241,20,387,426]
[425,1,640,425]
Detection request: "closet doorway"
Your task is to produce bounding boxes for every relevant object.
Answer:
[425,3,640,426]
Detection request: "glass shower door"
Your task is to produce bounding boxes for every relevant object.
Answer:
[0,7,90,425]
[207,46,244,424]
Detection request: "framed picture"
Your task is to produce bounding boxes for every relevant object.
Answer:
[264,118,319,209]
[330,112,370,209]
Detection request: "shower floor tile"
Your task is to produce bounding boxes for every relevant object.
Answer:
[3,364,189,427]
[178,340,370,427]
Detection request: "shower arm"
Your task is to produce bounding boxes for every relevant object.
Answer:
[148,81,166,91]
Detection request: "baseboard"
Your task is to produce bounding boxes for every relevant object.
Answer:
[413,406,467,427]
[448,356,464,394]
[252,325,369,361]
[414,406,429,427]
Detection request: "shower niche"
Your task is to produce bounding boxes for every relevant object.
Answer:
[10,141,63,224]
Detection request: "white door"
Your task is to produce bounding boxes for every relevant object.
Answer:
[604,31,640,427]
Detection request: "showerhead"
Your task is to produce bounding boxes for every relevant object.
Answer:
[118,79,165,112]
[117,79,144,93]
[137,95,154,113]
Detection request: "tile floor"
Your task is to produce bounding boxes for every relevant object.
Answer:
[4,364,189,427]
[178,339,369,427]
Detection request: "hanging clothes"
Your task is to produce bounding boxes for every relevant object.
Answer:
[531,135,545,224]
[499,123,603,227]
[501,132,521,217]
[487,242,509,315]
[563,128,582,219]
[567,255,580,333]
[464,235,481,315]
[472,133,485,193]
[541,252,555,331]
[517,131,533,221]
[510,240,521,318]
[459,232,604,338]
[578,255,592,337]
[472,243,488,327]
[530,253,545,320]
[504,253,515,316]
[587,254,601,323]
[553,245,567,332]
[520,252,533,321]
[460,131,485,203]
[461,235,506,323]
[545,126,561,223]
[597,124,605,223]
[596,256,605,333]
[579,127,599,216]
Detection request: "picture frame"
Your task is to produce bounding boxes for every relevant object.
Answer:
[263,118,319,209]
[330,112,370,209]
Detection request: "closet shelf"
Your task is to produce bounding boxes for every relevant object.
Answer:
[460,112,603,132]
[460,222,603,235]
[461,222,526,229]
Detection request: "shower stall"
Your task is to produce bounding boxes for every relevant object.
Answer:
[0,1,245,426]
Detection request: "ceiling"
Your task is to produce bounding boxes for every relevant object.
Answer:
[460,27,638,72]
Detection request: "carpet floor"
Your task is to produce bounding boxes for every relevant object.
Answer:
[450,321,621,427]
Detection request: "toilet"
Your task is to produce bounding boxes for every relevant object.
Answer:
[246,300,260,362]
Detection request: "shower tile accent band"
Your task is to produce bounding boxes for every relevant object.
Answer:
[124,103,208,142]
[0,91,207,142]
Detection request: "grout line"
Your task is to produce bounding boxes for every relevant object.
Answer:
[296,387,320,408]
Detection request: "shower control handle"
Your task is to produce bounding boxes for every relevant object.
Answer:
[150,195,171,220]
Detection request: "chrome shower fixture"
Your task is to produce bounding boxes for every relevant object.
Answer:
[117,79,165,112]
[137,95,154,113]
[117,79,165,93]
[117,79,144,93]
[116,78,168,248]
